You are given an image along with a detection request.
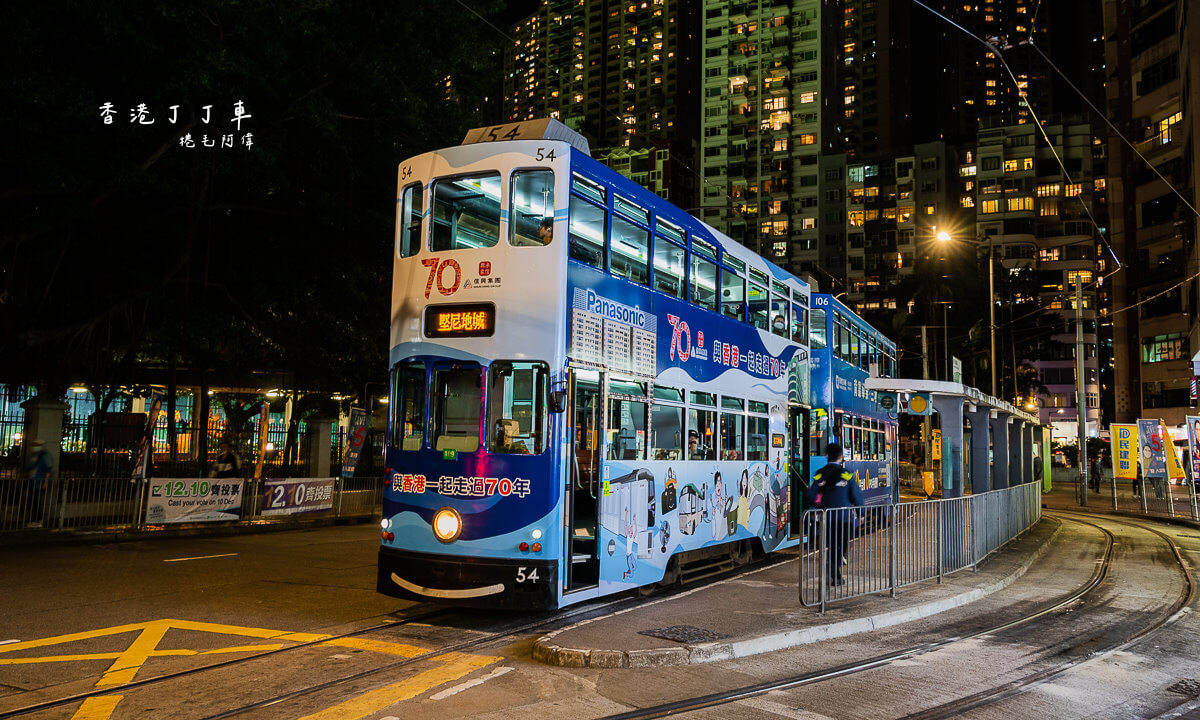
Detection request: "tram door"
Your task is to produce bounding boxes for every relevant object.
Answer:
[787,405,811,537]
[566,371,600,591]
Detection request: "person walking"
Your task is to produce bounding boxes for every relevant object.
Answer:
[805,443,863,586]
[23,439,52,528]
[212,440,242,479]
[1090,449,1105,493]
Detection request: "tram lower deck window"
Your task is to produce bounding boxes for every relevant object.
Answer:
[391,361,426,451]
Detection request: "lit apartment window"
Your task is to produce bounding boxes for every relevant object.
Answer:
[1006,197,1033,211]
[961,196,975,208]
[1003,159,1018,172]
[1036,183,1060,197]
[1065,183,1081,196]
[1022,158,1033,170]
[800,92,816,103]
[981,199,1000,214]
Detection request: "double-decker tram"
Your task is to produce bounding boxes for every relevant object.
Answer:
[377,120,822,610]
[808,293,899,506]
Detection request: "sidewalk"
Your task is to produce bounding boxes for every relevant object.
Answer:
[1042,479,1200,522]
[533,516,1062,669]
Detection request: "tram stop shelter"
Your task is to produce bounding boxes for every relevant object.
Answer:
[865,378,1045,498]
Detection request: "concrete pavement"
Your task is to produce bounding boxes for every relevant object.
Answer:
[533,513,1063,669]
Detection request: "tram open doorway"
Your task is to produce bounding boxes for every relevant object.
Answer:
[566,370,600,591]
[787,404,811,537]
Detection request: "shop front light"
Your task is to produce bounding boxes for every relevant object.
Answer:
[432,507,462,543]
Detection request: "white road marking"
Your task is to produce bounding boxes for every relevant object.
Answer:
[163,553,238,563]
[430,666,514,700]
[0,640,18,646]
[330,654,352,660]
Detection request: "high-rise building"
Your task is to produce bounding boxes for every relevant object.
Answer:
[973,118,1106,437]
[503,0,700,208]
[697,1,831,272]
[1104,0,1198,426]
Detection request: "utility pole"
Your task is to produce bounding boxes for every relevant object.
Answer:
[1077,282,1088,506]
[988,235,996,397]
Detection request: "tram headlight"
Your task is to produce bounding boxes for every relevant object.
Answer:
[432,507,462,543]
[381,518,391,530]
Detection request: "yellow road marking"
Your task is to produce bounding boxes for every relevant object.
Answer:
[321,637,429,658]
[69,696,123,720]
[295,652,501,720]
[97,620,172,687]
[199,643,284,655]
[0,650,195,665]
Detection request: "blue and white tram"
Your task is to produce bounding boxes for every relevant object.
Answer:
[377,120,816,610]
[808,293,900,507]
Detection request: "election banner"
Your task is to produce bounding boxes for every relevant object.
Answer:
[1162,421,1186,482]
[261,478,336,516]
[145,478,243,523]
[341,407,369,478]
[1187,416,1200,482]
[1042,429,1052,492]
[253,402,269,480]
[131,393,163,481]
[1137,418,1166,478]
[1110,424,1138,480]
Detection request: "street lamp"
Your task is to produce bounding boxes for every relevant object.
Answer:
[937,231,997,397]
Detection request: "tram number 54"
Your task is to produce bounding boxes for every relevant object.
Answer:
[515,567,540,583]
[422,258,462,299]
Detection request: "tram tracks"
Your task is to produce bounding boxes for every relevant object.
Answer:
[0,551,795,719]
[602,512,1195,719]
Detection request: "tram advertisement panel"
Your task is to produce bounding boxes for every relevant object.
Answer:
[145,478,243,523]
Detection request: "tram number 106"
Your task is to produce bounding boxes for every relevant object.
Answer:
[515,567,540,583]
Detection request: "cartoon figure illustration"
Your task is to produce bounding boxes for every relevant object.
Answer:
[622,508,636,579]
[659,520,671,553]
[710,471,727,541]
[737,469,751,530]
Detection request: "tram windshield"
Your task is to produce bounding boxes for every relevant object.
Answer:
[391,361,425,451]
[487,361,549,454]
[431,365,482,452]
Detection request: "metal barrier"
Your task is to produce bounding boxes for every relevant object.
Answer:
[0,476,384,535]
[800,482,1043,611]
[1063,473,1200,523]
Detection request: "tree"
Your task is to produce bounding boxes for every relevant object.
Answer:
[1,1,505,397]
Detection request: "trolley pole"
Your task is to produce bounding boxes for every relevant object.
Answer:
[1076,283,1088,507]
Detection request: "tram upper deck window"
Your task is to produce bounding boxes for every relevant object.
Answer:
[690,253,717,311]
[850,326,861,368]
[610,214,650,285]
[721,268,745,320]
[839,315,851,361]
[398,183,423,258]
[792,304,808,344]
[748,282,769,330]
[510,169,555,246]
[771,295,789,337]
[431,365,481,453]
[810,308,826,349]
[431,174,501,251]
[391,361,425,451]
[568,194,606,269]
[487,361,548,454]
[653,237,686,298]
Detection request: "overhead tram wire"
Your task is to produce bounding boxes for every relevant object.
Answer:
[910,0,1119,272]
[905,0,1200,332]
[1025,40,1200,221]
[452,0,747,221]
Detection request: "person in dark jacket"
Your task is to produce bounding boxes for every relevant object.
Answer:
[805,442,863,586]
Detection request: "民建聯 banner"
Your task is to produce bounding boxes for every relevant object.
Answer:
[145,478,243,524]
[261,477,335,516]
[1110,424,1138,480]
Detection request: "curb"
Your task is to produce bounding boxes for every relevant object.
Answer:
[533,517,1064,668]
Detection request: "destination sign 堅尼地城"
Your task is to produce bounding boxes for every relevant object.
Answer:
[424,303,496,338]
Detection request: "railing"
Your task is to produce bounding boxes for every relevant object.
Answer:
[1062,469,1200,522]
[0,475,384,535]
[800,482,1042,611]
